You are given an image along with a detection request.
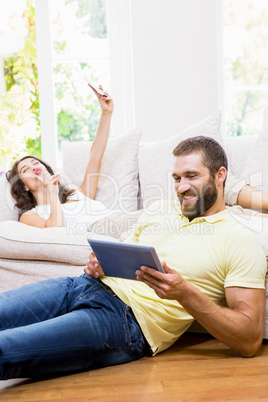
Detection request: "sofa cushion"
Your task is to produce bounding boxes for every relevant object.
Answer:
[242,106,268,193]
[138,112,223,208]
[0,221,116,265]
[0,178,18,222]
[224,135,257,178]
[0,259,84,293]
[224,174,248,206]
[62,129,142,212]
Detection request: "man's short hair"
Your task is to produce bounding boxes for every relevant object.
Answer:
[173,135,228,185]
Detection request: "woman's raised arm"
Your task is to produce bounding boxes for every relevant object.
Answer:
[77,84,114,199]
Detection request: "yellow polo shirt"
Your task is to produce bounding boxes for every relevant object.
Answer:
[102,200,266,355]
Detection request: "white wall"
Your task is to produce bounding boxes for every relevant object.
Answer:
[108,0,219,142]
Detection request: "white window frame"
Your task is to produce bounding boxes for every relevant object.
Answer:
[106,0,135,136]
[34,0,58,168]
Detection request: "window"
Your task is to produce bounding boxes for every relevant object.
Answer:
[222,0,268,136]
[35,0,134,169]
[0,0,133,171]
[35,0,110,167]
[51,0,110,142]
[0,0,116,171]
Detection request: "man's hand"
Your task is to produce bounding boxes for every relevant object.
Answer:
[136,261,187,300]
[84,252,104,278]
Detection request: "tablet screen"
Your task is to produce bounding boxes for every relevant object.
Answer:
[87,239,164,280]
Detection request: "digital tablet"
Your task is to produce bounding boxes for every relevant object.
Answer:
[87,239,164,280]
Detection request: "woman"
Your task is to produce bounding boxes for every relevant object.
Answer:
[6,84,121,230]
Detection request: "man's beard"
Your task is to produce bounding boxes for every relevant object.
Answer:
[178,177,218,221]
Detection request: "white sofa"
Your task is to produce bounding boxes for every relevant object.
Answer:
[1,111,268,335]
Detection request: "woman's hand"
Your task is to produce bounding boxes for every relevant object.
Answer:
[32,166,65,228]
[84,252,105,278]
[89,84,114,114]
[36,168,61,197]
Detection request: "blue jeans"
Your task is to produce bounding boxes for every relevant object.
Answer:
[0,274,147,379]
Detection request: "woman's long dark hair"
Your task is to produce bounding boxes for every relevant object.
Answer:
[6,156,75,216]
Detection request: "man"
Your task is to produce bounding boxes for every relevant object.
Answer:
[0,136,266,380]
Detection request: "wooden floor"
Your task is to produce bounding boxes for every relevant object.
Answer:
[1,332,268,401]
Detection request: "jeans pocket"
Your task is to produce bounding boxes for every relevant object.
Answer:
[124,306,145,348]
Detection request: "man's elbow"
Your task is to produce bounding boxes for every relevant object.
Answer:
[238,334,263,358]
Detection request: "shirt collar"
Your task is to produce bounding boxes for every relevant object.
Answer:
[174,202,230,225]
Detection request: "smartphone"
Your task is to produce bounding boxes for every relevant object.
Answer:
[85,79,108,97]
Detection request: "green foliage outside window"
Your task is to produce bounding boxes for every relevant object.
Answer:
[0,0,40,167]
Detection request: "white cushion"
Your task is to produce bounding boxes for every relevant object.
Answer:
[0,221,116,265]
[225,135,257,178]
[0,178,18,222]
[243,106,268,193]
[138,112,223,208]
[0,259,84,293]
[224,174,247,206]
[62,129,142,212]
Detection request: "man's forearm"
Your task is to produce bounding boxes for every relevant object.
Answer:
[178,281,264,357]
[137,264,265,357]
